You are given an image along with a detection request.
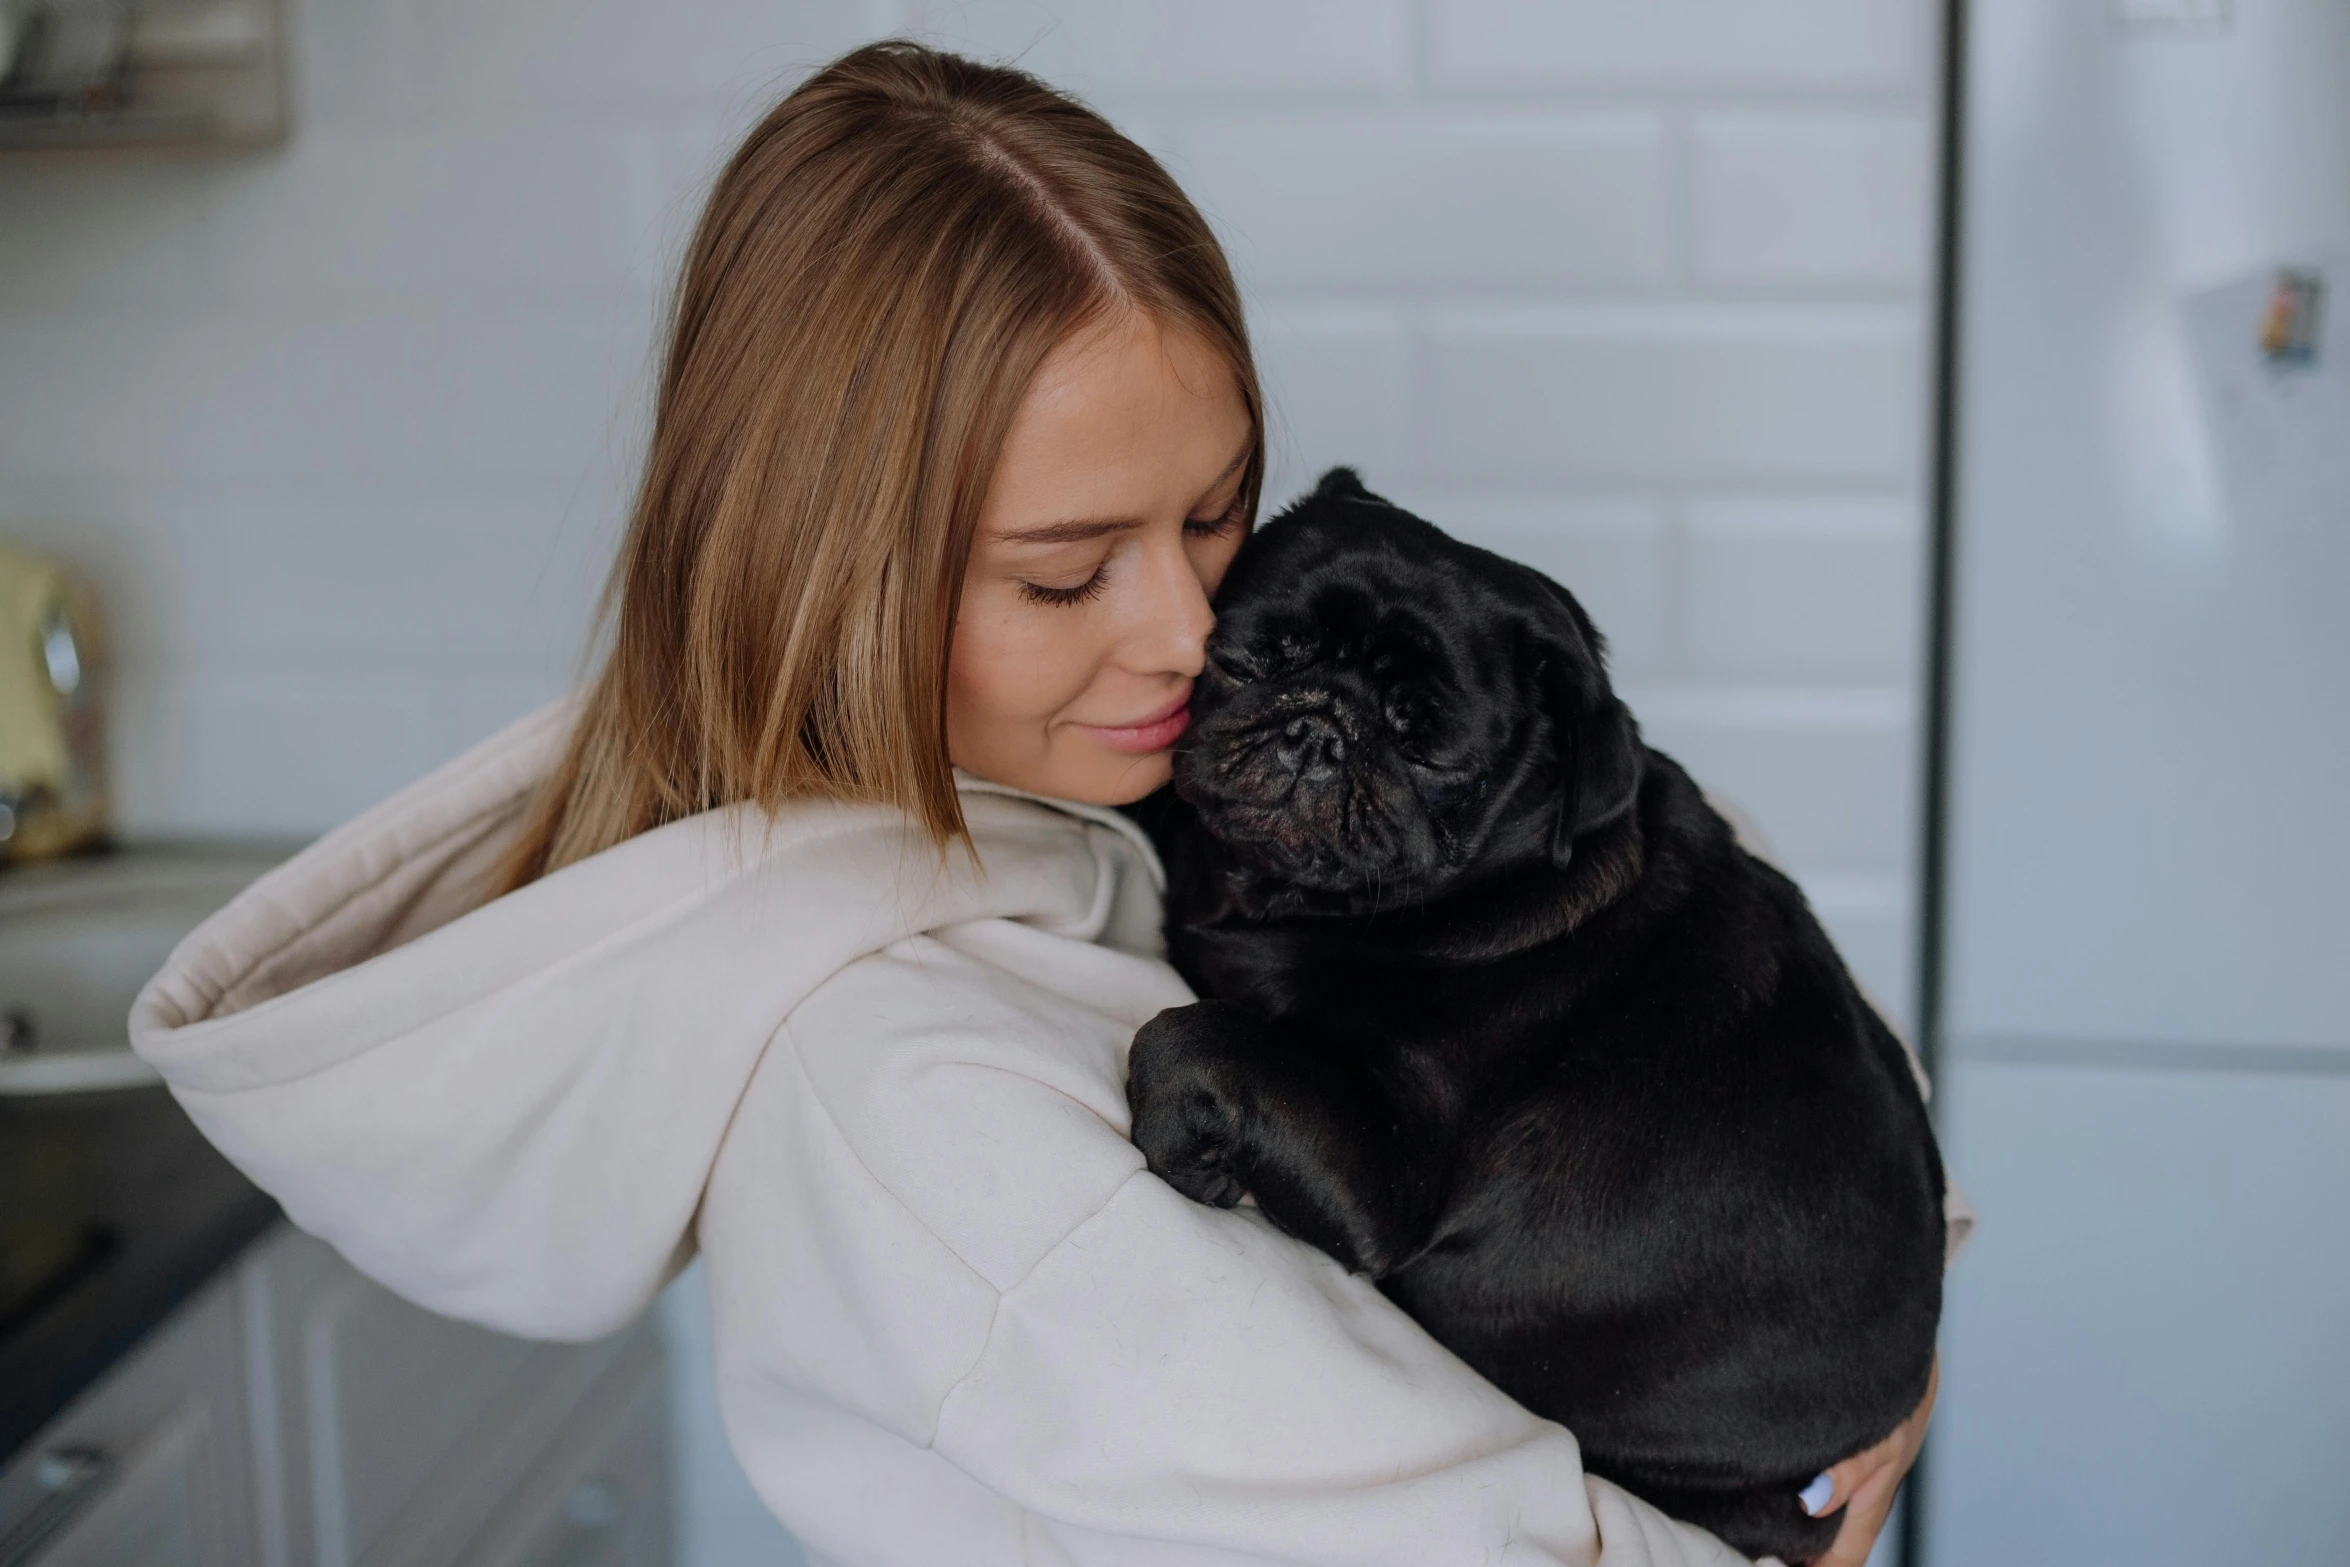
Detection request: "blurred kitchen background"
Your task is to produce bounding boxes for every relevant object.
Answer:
[0,1,2341,1565]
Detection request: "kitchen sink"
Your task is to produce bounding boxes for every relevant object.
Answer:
[0,845,296,1095]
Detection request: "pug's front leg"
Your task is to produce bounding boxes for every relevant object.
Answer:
[1126,1000,1436,1278]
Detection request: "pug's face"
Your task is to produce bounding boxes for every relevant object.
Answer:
[1174,471,1639,915]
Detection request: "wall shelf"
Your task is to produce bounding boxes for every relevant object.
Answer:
[0,0,286,155]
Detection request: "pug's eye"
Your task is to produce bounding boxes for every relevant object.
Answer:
[1213,644,1267,683]
[1383,686,1425,736]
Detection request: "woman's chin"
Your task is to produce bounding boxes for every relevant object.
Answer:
[957,742,1173,807]
[1068,745,1174,806]
[1045,742,1175,807]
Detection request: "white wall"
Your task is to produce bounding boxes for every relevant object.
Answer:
[0,2,1942,1561]
[0,0,1942,1021]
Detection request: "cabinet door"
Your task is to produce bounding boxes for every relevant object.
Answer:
[2,1277,255,1567]
[20,1410,218,1567]
[237,1226,651,1567]
[456,1336,670,1567]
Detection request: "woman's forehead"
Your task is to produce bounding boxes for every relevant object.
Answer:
[983,317,1251,536]
[1015,316,1242,449]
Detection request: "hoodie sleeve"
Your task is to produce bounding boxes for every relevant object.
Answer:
[127,700,1057,1345]
[699,933,1760,1567]
[934,1172,1757,1567]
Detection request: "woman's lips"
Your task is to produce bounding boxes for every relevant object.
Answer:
[1076,694,1192,755]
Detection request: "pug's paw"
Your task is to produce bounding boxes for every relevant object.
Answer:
[1127,1003,1259,1209]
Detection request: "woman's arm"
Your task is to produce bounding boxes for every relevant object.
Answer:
[931,1167,1754,1567]
[706,934,1758,1567]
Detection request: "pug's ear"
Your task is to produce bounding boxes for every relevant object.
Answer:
[1311,466,1372,502]
[1553,694,1642,868]
[1530,579,1643,867]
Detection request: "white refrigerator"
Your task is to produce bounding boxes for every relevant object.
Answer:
[1923,1,2350,1562]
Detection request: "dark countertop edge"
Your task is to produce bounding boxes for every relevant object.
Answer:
[0,1189,280,1466]
[1,845,307,1465]
[0,1082,284,1467]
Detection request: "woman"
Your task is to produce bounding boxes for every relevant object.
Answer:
[134,42,1933,1567]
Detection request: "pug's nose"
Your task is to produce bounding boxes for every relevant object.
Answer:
[1277,713,1347,777]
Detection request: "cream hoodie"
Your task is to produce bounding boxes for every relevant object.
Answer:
[133,700,1958,1567]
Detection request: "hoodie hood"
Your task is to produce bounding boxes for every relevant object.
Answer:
[131,698,1166,1339]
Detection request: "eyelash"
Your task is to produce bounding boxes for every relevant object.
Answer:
[1016,500,1246,608]
[1020,571,1110,608]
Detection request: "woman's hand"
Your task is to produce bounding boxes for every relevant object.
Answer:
[1802,1354,1939,1567]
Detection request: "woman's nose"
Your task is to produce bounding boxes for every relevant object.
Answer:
[1128,534,1215,678]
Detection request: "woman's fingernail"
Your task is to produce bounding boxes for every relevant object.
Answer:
[1799,1472,1835,1516]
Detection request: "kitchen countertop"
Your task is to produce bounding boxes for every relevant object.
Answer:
[0,1084,280,1464]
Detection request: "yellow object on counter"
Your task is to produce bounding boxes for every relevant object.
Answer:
[0,539,108,862]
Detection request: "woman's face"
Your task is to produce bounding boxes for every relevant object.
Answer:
[948,310,1252,805]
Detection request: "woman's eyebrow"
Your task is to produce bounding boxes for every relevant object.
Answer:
[994,443,1253,546]
[994,516,1143,546]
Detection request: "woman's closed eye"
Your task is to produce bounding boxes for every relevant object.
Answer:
[1018,498,1243,608]
[1184,494,1245,540]
[1019,565,1111,607]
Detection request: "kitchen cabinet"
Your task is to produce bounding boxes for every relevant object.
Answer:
[0,1269,254,1567]
[1,1224,668,1567]
[457,1346,669,1567]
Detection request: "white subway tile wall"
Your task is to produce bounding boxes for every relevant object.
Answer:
[0,0,1939,1023]
[1429,0,1931,88]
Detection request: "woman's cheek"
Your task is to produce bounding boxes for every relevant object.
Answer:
[1003,585,1098,727]
[951,592,1037,741]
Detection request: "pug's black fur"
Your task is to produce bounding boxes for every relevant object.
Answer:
[1126,470,1944,1565]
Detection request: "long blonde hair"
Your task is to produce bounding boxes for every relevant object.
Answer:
[499,41,1263,889]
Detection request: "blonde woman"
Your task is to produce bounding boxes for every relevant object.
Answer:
[134,43,1929,1567]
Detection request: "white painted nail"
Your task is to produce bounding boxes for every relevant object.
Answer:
[1799,1472,1835,1517]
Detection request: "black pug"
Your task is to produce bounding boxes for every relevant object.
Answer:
[1126,469,1944,1564]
